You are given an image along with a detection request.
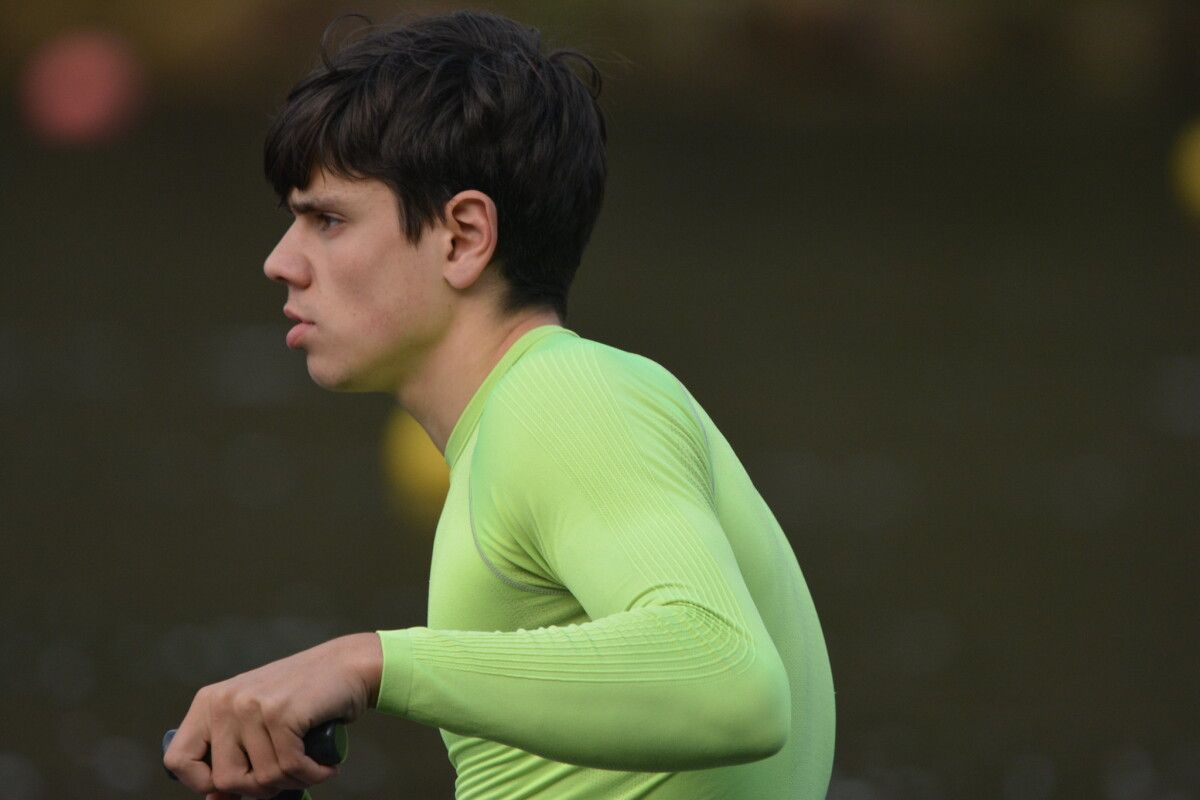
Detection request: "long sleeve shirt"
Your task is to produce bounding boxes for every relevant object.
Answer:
[376,325,835,799]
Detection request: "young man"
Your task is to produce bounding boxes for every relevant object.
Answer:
[164,11,835,800]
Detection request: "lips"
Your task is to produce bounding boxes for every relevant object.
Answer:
[286,322,313,349]
[283,306,313,349]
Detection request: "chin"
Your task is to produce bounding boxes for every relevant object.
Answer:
[307,358,382,393]
[306,360,353,392]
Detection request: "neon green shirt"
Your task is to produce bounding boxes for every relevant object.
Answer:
[376,326,835,799]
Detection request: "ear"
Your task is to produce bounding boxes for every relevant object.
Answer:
[441,190,498,291]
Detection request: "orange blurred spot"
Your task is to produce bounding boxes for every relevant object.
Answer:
[20,30,146,145]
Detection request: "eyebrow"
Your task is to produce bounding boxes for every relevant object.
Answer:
[286,194,348,215]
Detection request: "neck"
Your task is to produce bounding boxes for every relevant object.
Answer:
[395,306,561,453]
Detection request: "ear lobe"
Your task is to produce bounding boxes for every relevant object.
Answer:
[443,190,498,291]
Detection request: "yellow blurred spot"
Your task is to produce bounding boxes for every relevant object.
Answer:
[1171,119,1200,220]
[381,409,449,534]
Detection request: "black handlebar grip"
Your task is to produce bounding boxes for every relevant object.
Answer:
[162,720,348,800]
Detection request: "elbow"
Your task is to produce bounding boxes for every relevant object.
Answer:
[708,651,792,764]
[740,657,792,761]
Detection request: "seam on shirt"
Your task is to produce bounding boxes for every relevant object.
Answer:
[467,459,571,597]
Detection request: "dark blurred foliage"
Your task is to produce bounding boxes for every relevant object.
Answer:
[1,2,1198,799]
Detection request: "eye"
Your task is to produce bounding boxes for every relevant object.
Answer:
[316,213,343,232]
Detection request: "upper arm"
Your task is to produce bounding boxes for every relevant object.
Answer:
[469,346,758,629]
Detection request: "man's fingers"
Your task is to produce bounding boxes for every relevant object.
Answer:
[270,726,339,788]
[209,733,267,798]
[241,723,305,793]
[163,724,215,792]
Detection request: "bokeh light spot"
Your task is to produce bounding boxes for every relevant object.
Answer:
[1171,120,1200,220]
[19,30,146,146]
[382,410,449,533]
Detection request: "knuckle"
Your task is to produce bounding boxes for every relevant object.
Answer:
[195,683,219,704]
[231,692,261,717]
[257,765,283,786]
[206,685,234,714]
[259,699,284,723]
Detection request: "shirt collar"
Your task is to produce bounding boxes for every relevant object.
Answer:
[443,325,576,468]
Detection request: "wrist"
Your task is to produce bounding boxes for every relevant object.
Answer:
[337,632,383,709]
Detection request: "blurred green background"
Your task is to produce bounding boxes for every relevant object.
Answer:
[1,1,1199,798]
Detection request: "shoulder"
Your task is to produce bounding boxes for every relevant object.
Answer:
[487,334,693,425]
[475,335,711,486]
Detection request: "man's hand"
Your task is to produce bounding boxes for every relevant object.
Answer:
[163,633,382,800]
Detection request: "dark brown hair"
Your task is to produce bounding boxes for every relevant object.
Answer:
[263,11,607,318]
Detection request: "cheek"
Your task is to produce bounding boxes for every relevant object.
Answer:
[331,251,406,317]
[356,263,431,339]
[328,235,445,340]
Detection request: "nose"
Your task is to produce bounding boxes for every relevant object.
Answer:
[263,223,312,287]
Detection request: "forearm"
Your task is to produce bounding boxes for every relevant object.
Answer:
[373,604,790,771]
